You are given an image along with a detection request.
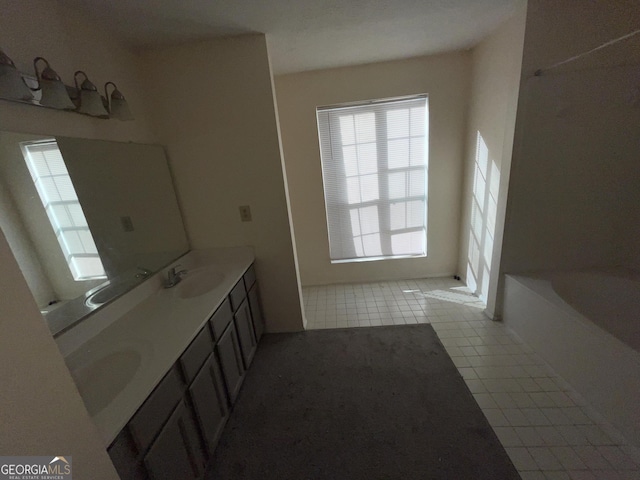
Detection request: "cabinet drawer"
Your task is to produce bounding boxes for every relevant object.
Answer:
[209,298,233,341]
[229,279,246,312]
[243,264,256,290]
[179,326,213,384]
[129,366,185,453]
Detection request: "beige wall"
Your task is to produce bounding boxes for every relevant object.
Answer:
[275,53,471,286]
[139,35,304,332]
[0,0,155,476]
[500,0,640,281]
[458,6,526,318]
[0,229,119,478]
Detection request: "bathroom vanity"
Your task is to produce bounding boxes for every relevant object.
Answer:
[56,247,263,480]
[0,131,271,477]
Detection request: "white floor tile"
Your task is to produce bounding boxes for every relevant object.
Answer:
[529,446,563,470]
[505,447,539,470]
[494,426,524,447]
[301,278,639,478]
[516,426,546,447]
[550,446,588,470]
[535,426,569,447]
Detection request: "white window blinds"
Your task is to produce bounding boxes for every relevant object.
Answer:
[21,140,106,281]
[317,95,429,262]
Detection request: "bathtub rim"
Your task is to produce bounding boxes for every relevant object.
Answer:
[505,269,640,357]
[503,272,640,447]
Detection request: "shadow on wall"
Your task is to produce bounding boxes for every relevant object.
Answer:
[466,131,500,304]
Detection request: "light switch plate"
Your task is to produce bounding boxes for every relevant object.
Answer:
[239,205,252,222]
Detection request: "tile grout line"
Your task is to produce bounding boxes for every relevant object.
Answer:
[302,279,640,479]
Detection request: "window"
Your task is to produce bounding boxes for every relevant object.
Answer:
[21,140,106,281]
[317,95,429,263]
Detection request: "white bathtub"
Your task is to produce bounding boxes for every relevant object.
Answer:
[503,270,640,447]
[551,270,640,352]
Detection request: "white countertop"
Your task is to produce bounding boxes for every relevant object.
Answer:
[57,247,254,446]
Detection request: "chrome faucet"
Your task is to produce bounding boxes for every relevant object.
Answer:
[165,265,188,288]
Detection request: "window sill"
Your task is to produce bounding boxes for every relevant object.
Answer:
[330,253,426,264]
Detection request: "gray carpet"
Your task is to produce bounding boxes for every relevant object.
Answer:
[208,324,519,479]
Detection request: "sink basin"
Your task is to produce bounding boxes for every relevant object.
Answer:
[70,349,141,416]
[177,269,224,299]
[85,281,135,308]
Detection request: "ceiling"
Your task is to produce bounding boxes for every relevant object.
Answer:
[61,0,522,74]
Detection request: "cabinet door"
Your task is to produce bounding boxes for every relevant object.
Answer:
[108,429,148,480]
[243,264,256,290]
[209,298,233,341]
[188,354,229,456]
[129,366,185,454]
[248,284,264,341]
[180,326,213,384]
[234,300,257,369]
[144,400,205,480]
[229,279,247,312]
[216,322,245,403]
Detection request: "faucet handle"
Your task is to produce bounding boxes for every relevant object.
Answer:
[168,264,187,277]
[164,264,187,288]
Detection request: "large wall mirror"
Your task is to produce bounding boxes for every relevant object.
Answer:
[0,131,190,335]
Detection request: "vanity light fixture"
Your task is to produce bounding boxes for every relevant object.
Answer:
[1,49,132,120]
[33,57,75,110]
[104,81,134,121]
[74,70,109,118]
[0,48,33,102]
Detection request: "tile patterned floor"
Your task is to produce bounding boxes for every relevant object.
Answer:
[303,278,640,480]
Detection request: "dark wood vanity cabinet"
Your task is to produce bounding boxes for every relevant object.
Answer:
[229,267,265,370]
[248,284,264,342]
[215,320,245,403]
[144,399,205,480]
[243,264,265,343]
[188,354,229,456]
[107,429,147,480]
[234,300,257,368]
[108,366,205,480]
[108,263,263,480]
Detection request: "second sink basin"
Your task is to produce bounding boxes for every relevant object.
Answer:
[85,281,135,308]
[177,269,225,299]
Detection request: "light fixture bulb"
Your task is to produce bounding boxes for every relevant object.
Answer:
[34,57,75,110]
[105,81,134,121]
[0,48,33,102]
[74,71,109,118]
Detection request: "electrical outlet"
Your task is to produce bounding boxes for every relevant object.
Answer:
[239,205,252,222]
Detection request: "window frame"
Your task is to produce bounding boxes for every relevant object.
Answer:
[317,94,429,263]
[20,139,107,281]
